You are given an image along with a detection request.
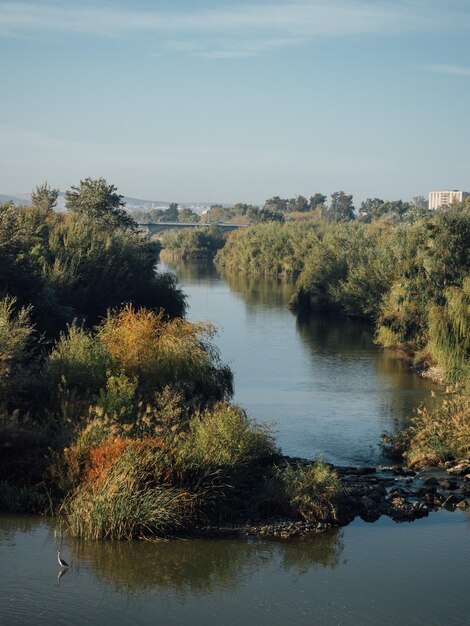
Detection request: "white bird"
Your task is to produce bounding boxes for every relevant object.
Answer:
[57,550,69,568]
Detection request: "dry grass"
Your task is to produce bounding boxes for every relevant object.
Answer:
[405,391,470,467]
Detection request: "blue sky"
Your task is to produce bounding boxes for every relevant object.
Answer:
[1,0,470,205]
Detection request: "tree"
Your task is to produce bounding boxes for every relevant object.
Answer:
[309,194,327,210]
[249,207,285,223]
[178,207,199,223]
[160,203,179,222]
[65,178,135,229]
[200,205,234,224]
[327,192,355,222]
[358,198,411,223]
[31,182,59,213]
[263,196,288,213]
[411,196,428,211]
[287,195,309,213]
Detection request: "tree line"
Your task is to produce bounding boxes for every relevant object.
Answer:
[133,193,430,226]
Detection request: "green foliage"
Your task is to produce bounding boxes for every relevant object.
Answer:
[31,182,59,214]
[180,403,277,469]
[161,226,226,260]
[218,205,469,384]
[0,481,48,513]
[159,203,179,222]
[327,191,355,222]
[45,306,233,421]
[281,461,342,522]
[0,298,35,407]
[97,305,233,405]
[358,198,411,223]
[63,441,198,539]
[0,179,186,338]
[65,177,135,229]
[427,279,470,382]
[178,207,200,223]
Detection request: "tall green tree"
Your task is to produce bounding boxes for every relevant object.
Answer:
[160,203,179,222]
[288,195,309,212]
[327,192,355,222]
[263,196,288,213]
[65,178,135,229]
[31,182,59,214]
[309,194,327,210]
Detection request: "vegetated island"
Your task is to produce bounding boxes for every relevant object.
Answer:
[0,179,468,540]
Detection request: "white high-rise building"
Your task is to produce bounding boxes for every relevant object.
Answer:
[428,190,469,210]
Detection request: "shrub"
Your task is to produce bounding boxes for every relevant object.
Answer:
[278,461,342,522]
[404,391,470,467]
[180,403,277,470]
[98,305,233,403]
[64,440,199,539]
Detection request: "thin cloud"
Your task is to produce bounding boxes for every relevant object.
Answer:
[1,1,469,57]
[421,64,470,77]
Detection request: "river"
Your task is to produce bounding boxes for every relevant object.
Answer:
[0,260,468,626]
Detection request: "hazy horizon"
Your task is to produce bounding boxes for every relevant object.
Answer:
[1,1,469,205]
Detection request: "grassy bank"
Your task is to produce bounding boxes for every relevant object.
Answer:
[216,205,469,466]
[216,207,470,386]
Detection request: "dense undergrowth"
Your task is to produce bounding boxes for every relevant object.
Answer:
[160,226,226,260]
[216,204,470,464]
[0,181,342,536]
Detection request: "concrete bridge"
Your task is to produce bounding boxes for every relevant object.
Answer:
[137,222,248,235]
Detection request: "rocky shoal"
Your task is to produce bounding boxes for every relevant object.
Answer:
[195,458,470,540]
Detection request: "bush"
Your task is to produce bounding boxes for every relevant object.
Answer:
[98,305,233,403]
[64,440,198,539]
[280,461,342,522]
[404,391,470,467]
[180,403,277,470]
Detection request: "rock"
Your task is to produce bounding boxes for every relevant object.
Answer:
[447,461,470,476]
[442,494,460,509]
[460,484,470,496]
[440,479,458,490]
[424,477,439,486]
[391,466,416,477]
[457,500,469,510]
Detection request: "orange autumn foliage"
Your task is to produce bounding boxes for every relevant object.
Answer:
[84,437,131,485]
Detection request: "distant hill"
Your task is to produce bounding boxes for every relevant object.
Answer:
[0,193,31,206]
[0,192,223,215]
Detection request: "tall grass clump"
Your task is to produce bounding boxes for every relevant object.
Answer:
[180,403,277,470]
[403,391,470,467]
[427,278,470,383]
[280,461,342,522]
[0,297,36,408]
[64,440,199,539]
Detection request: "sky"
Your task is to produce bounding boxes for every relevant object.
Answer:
[1,0,470,206]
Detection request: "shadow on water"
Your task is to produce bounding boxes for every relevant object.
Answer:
[161,258,296,310]
[295,314,438,435]
[65,530,343,597]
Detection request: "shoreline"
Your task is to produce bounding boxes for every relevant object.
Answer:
[186,458,470,540]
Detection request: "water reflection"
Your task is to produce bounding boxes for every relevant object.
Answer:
[218,266,296,310]
[66,530,342,596]
[161,258,220,283]
[159,259,438,465]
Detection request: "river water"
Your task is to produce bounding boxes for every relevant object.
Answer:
[0,260,468,626]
